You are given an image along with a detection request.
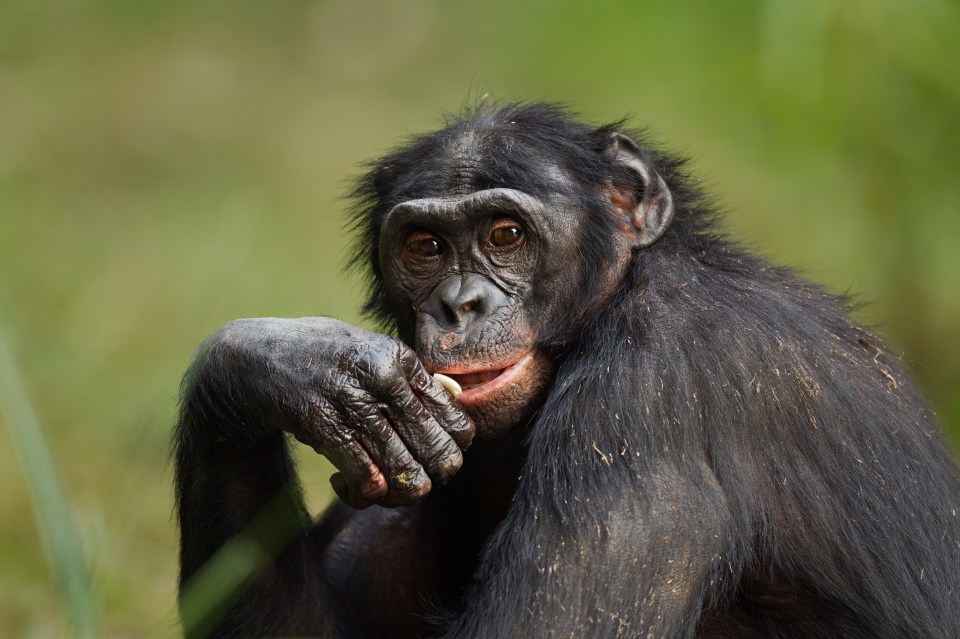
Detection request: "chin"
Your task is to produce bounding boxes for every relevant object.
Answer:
[435,349,554,439]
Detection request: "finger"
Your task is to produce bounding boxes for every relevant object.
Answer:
[331,472,381,509]
[344,399,433,507]
[322,437,388,509]
[379,387,464,486]
[362,351,463,482]
[298,394,389,508]
[405,360,476,450]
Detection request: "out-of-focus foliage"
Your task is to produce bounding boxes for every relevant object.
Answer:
[0,0,957,635]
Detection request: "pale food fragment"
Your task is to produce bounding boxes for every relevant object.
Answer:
[432,373,462,397]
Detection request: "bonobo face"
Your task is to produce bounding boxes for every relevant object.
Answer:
[373,127,674,437]
[378,188,584,437]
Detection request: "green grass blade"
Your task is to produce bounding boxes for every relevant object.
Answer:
[177,487,305,638]
[0,328,99,639]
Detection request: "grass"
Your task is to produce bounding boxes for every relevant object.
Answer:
[0,330,97,638]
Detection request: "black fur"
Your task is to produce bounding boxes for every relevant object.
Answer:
[175,102,960,638]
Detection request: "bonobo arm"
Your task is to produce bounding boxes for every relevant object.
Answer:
[438,460,734,639]
[174,317,473,637]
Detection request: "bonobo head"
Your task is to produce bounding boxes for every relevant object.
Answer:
[351,103,675,437]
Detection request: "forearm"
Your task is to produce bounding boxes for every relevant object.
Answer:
[174,322,305,566]
[174,408,308,580]
[174,370,336,638]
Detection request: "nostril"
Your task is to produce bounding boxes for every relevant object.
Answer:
[443,301,478,326]
[442,303,460,326]
[444,296,481,325]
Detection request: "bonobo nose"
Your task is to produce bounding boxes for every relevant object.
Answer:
[424,274,506,332]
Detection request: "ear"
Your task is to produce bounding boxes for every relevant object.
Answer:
[604,132,675,248]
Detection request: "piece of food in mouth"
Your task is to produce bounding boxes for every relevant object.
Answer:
[444,369,503,390]
[432,373,462,397]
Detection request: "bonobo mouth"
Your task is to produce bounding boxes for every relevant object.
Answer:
[436,351,536,406]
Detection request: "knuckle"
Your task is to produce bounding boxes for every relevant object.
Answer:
[425,427,457,455]
[342,392,376,418]
[296,395,346,445]
[440,404,470,430]
[323,370,359,402]
[409,361,436,389]
[350,343,405,388]
[395,343,420,369]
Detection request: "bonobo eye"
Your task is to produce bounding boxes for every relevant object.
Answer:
[403,231,443,264]
[486,218,525,250]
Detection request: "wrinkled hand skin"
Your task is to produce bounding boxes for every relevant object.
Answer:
[203,317,475,508]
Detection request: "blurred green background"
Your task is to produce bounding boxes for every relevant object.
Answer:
[1,0,958,636]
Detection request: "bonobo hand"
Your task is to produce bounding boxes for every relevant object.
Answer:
[202,317,475,508]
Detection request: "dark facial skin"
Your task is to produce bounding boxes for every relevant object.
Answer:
[380,188,592,436]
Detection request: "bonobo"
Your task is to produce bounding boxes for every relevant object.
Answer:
[174,103,960,638]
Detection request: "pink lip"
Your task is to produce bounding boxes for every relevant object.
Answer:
[444,352,535,406]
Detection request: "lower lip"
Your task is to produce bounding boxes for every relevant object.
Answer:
[456,352,535,406]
